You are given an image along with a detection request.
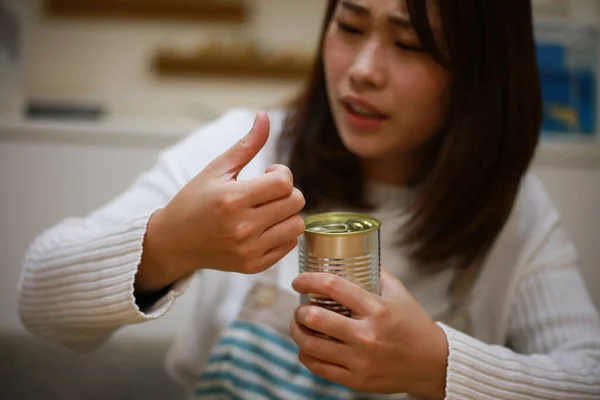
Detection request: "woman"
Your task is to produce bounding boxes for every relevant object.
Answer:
[18,0,600,399]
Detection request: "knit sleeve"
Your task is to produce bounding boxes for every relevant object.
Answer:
[17,109,261,352]
[438,222,600,399]
[17,155,191,351]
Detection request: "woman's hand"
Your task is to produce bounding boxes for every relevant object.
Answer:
[137,112,306,293]
[290,269,448,400]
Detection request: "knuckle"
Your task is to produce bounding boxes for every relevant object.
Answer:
[357,331,379,352]
[235,136,253,155]
[292,188,306,209]
[275,164,294,182]
[273,172,293,194]
[231,221,255,242]
[304,307,322,329]
[216,193,242,214]
[292,215,306,236]
[371,301,389,319]
[288,172,296,187]
[279,164,293,176]
[323,275,340,295]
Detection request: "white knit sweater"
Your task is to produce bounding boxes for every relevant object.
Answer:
[18,109,600,399]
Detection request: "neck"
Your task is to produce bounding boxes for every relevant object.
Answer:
[362,147,436,187]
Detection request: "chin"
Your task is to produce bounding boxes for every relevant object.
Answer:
[338,131,391,160]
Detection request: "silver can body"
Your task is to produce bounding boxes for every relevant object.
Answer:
[299,212,381,317]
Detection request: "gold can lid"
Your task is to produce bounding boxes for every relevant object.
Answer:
[304,212,380,235]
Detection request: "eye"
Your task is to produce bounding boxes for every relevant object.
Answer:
[337,22,363,35]
[395,41,423,52]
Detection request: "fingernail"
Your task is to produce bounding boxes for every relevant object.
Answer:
[253,112,261,128]
[241,113,260,142]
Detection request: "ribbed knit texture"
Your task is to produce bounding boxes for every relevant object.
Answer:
[439,263,600,399]
[17,149,191,351]
[19,214,153,349]
[17,109,600,397]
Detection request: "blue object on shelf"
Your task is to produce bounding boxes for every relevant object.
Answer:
[537,44,566,70]
[536,43,597,136]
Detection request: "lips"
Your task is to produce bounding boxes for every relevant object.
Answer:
[341,96,388,120]
[340,96,388,131]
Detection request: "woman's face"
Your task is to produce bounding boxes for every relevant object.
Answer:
[323,0,451,164]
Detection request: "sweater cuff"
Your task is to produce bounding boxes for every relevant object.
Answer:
[133,209,194,317]
[19,209,191,338]
[436,322,510,400]
[115,208,193,321]
[138,273,193,317]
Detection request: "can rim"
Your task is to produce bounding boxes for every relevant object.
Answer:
[303,212,381,235]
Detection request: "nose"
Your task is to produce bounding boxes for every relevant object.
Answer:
[348,41,387,91]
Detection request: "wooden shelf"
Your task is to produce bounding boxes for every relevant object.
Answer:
[44,0,249,23]
[152,47,313,80]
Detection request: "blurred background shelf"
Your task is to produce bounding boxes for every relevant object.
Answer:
[152,44,313,80]
[44,0,249,23]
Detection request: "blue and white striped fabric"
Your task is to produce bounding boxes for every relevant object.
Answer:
[193,320,405,400]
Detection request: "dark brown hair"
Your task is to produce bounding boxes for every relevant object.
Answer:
[280,0,541,268]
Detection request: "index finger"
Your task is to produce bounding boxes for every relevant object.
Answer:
[292,273,378,317]
[241,168,294,206]
[265,164,294,183]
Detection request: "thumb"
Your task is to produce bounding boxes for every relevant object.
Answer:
[380,267,407,298]
[207,111,270,180]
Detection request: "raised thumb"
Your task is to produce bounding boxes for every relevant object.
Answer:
[380,267,408,298]
[208,111,270,180]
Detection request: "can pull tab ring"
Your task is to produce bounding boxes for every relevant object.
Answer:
[307,220,372,234]
[322,223,349,233]
[308,223,349,233]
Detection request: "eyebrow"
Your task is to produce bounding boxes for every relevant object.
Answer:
[339,0,414,29]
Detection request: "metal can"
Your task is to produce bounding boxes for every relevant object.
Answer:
[299,212,381,318]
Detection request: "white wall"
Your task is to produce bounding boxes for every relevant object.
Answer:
[23,0,326,120]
